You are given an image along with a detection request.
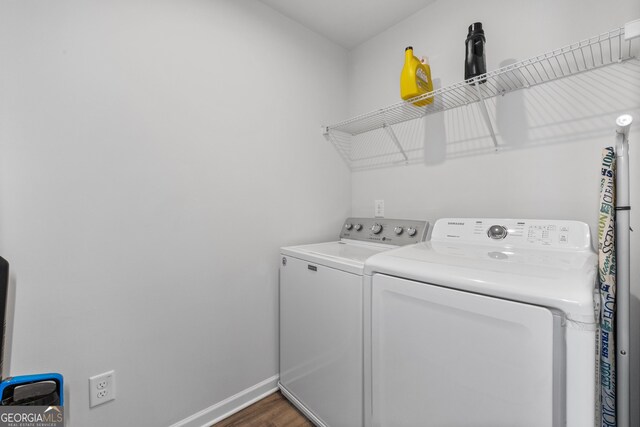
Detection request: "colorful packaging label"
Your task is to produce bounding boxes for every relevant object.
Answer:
[598,146,616,427]
[416,68,429,91]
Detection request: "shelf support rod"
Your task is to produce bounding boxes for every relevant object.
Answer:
[382,123,408,164]
[473,84,499,150]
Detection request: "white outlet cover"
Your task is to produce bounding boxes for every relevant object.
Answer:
[374,200,385,218]
[89,370,116,408]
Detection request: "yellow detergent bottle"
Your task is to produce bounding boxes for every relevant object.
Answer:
[400,46,434,106]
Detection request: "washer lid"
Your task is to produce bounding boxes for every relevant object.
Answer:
[364,219,598,323]
[282,241,392,275]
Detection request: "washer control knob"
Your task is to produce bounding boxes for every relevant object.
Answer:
[354,224,363,231]
[407,227,417,237]
[394,226,404,235]
[371,223,383,234]
[344,223,353,231]
[487,225,508,240]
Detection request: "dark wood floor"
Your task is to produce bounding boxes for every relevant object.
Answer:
[213,391,313,427]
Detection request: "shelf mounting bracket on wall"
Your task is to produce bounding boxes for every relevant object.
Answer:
[382,123,409,164]
[472,84,499,150]
[322,126,352,169]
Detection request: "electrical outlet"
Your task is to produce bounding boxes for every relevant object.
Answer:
[374,200,385,218]
[89,370,116,408]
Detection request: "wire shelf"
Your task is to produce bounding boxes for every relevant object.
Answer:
[323,23,640,169]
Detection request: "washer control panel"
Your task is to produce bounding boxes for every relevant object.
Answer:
[340,217,429,245]
[431,218,592,250]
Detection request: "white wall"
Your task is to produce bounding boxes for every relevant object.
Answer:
[348,0,640,425]
[2,0,639,425]
[0,1,350,426]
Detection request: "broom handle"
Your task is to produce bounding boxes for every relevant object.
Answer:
[615,114,632,427]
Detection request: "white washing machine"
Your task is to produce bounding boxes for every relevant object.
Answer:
[279,217,429,427]
[363,218,598,427]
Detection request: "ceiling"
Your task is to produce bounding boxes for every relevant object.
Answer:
[258,0,437,49]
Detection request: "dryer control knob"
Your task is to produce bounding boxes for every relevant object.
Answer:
[407,227,417,237]
[394,226,404,235]
[488,225,508,240]
[344,223,353,230]
[371,223,383,234]
[354,224,363,231]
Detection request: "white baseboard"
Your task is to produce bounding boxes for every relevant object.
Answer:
[169,374,279,427]
[279,382,325,427]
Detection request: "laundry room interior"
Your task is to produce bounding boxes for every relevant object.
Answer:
[1,0,639,426]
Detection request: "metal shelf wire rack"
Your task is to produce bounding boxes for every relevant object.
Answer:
[323,22,640,170]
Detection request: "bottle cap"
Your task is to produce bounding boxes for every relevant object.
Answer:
[405,46,413,51]
[467,22,484,38]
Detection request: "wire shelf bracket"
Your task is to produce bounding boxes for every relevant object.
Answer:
[382,124,409,163]
[472,84,498,149]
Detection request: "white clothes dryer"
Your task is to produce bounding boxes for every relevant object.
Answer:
[280,218,429,427]
[363,218,598,427]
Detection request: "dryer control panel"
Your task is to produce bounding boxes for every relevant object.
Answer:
[340,217,429,246]
[431,218,592,250]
